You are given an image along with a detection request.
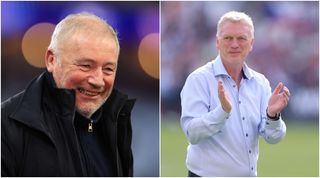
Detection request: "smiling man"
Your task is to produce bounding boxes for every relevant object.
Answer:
[2,12,135,176]
[180,11,290,176]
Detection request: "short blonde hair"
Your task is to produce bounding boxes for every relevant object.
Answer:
[48,12,120,55]
[216,11,254,38]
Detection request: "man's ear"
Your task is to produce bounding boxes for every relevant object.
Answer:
[250,38,254,51]
[45,49,55,72]
[215,36,220,50]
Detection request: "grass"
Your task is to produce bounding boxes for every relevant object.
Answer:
[161,119,319,177]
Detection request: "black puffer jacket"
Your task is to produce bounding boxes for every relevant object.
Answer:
[1,71,135,176]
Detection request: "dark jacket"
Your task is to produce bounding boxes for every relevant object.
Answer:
[1,71,135,176]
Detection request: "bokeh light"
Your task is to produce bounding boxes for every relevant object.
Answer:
[22,22,56,68]
[135,7,159,40]
[138,33,159,79]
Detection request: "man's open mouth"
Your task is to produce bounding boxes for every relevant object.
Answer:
[78,88,100,96]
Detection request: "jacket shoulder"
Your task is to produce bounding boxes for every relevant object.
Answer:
[1,90,26,137]
[2,91,25,121]
[1,91,26,177]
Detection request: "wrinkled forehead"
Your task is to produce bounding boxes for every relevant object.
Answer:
[55,17,119,49]
[220,21,252,37]
[57,28,118,53]
[61,32,118,53]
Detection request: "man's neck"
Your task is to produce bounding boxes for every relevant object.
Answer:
[222,61,243,87]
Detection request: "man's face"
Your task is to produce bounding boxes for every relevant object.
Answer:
[216,21,254,65]
[46,31,118,118]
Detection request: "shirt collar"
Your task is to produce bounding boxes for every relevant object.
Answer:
[242,62,254,80]
[212,55,229,77]
[212,55,253,80]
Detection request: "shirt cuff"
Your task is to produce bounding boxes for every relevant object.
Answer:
[209,104,230,121]
[266,116,282,128]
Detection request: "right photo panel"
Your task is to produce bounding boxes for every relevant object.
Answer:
[161,1,319,177]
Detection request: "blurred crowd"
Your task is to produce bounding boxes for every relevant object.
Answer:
[161,1,319,122]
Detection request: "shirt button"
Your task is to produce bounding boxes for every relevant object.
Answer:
[246,133,248,137]
[249,150,251,154]
[233,85,236,88]
[242,117,245,120]
[239,101,241,104]
[251,167,254,170]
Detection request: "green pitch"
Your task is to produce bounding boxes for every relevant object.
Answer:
[161,119,319,177]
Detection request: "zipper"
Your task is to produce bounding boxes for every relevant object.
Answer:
[88,119,93,132]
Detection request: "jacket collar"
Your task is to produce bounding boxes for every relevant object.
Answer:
[9,71,134,132]
[10,72,49,134]
[42,71,76,117]
[102,89,129,122]
[9,71,76,136]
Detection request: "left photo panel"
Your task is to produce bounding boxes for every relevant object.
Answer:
[1,1,159,177]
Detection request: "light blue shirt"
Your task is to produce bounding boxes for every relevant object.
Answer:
[180,55,286,176]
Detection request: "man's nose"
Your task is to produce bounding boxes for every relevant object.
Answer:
[88,69,104,88]
[230,39,239,48]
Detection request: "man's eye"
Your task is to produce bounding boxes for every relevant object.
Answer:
[103,68,115,74]
[79,64,91,71]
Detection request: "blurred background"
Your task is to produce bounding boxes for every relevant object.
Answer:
[1,1,159,176]
[161,1,319,177]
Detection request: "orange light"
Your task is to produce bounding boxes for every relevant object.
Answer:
[22,22,56,68]
[138,33,159,79]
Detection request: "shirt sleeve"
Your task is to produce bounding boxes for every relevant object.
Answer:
[258,78,286,144]
[180,73,230,145]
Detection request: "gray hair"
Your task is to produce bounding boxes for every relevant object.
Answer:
[216,11,254,38]
[48,12,120,55]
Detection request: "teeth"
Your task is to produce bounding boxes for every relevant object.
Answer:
[78,88,99,96]
[79,88,85,92]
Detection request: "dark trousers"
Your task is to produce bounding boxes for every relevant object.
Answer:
[188,170,200,177]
